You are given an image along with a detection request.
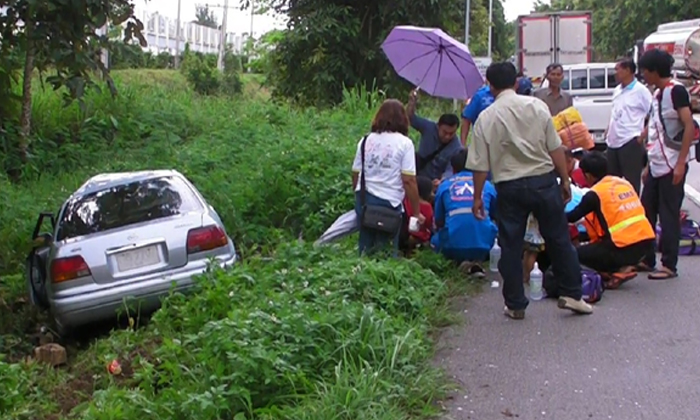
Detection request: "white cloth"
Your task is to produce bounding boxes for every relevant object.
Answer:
[606,80,652,149]
[352,132,416,207]
[647,81,690,178]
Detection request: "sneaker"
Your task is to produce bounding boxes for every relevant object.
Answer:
[504,306,525,320]
[557,297,593,314]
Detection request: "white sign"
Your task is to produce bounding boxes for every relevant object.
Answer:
[473,57,492,78]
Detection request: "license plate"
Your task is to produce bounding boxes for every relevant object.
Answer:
[592,132,605,142]
[115,245,160,272]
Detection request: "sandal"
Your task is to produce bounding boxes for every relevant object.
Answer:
[648,268,678,280]
[635,263,654,272]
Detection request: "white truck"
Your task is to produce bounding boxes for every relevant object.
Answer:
[642,18,700,108]
[515,11,593,80]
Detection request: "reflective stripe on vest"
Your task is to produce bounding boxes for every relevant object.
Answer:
[608,214,648,233]
[448,207,472,217]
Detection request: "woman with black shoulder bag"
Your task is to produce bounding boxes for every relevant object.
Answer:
[351,99,426,256]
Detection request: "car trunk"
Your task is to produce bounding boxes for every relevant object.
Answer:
[80,213,203,285]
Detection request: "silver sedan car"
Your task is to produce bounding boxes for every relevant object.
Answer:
[26,170,238,335]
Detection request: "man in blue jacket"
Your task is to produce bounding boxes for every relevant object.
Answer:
[460,84,494,146]
[431,150,498,271]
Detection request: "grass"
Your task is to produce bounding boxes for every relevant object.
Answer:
[0,69,480,419]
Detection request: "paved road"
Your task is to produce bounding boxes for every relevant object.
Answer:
[436,197,700,420]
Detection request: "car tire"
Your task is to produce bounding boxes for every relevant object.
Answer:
[26,250,49,310]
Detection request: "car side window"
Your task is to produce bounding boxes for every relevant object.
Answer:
[590,69,606,89]
[570,70,588,90]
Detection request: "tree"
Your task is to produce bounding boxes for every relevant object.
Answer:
[254,0,509,107]
[0,0,144,176]
[195,5,219,29]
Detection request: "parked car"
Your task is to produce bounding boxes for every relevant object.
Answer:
[26,170,238,335]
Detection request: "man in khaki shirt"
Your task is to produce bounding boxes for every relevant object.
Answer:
[533,63,573,116]
[466,61,593,319]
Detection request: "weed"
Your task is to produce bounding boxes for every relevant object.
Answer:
[0,69,472,419]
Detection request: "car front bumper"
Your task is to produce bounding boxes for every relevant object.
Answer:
[49,253,237,332]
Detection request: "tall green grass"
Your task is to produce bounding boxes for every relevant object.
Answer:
[0,70,473,420]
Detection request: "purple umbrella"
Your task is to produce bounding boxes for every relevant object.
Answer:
[381,26,484,100]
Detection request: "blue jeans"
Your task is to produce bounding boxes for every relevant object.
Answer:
[495,172,582,310]
[355,192,401,256]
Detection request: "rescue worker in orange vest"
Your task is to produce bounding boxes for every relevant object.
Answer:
[565,151,656,289]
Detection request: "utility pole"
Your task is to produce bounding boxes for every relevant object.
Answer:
[250,0,254,38]
[217,0,229,71]
[175,0,181,68]
[464,0,470,47]
[487,0,493,57]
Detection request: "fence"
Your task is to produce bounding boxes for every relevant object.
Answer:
[133,9,250,55]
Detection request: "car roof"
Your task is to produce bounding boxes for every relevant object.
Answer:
[73,170,186,197]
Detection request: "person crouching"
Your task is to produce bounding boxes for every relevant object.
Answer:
[400,176,435,255]
[565,151,656,289]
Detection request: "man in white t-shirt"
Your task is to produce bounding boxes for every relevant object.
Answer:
[638,49,695,280]
[605,58,652,193]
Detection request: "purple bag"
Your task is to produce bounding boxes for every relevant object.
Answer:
[656,219,700,255]
[544,266,603,304]
[581,268,603,303]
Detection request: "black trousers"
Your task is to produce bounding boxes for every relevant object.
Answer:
[607,138,646,194]
[578,239,655,273]
[641,167,687,272]
[495,172,582,310]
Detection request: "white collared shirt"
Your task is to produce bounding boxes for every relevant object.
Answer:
[606,79,653,149]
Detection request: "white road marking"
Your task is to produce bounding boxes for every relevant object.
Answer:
[685,183,700,208]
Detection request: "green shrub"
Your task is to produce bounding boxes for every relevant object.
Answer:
[68,243,452,419]
[0,69,470,420]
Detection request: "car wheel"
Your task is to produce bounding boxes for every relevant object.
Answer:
[26,251,49,310]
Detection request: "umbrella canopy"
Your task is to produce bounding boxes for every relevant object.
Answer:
[381,25,484,100]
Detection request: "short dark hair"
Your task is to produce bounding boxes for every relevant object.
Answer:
[371,99,409,135]
[416,176,433,201]
[438,113,459,127]
[546,63,563,75]
[617,58,636,74]
[638,49,674,78]
[579,151,608,180]
[450,149,467,173]
[486,61,517,90]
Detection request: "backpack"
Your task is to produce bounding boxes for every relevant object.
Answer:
[655,216,700,255]
[544,266,604,304]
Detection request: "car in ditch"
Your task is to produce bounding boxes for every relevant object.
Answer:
[26,170,238,335]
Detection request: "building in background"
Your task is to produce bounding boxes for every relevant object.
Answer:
[128,2,285,55]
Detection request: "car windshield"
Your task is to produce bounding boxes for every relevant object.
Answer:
[56,176,202,240]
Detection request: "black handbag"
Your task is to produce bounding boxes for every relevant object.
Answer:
[359,135,403,234]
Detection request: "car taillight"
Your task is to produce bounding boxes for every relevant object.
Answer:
[187,225,228,254]
[51,256,91,283]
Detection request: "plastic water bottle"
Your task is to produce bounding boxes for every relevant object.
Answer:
[530,263,543,301]
[489,241,500,272]
[489,241,501,288]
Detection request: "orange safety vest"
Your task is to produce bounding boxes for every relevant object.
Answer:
[584,176,655,247]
